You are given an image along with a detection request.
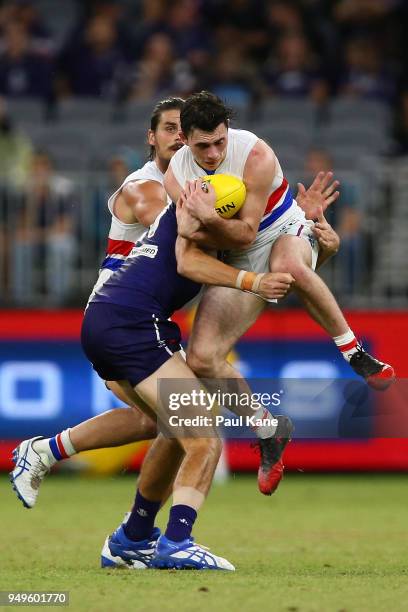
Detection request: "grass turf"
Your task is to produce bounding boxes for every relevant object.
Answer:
[2,473,408,612]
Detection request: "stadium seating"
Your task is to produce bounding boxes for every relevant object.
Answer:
[56,99,116,124]
[24,123,93,170]
[257,99,319,127]
[328,98,392,129]
[320,124,389,154]
[7,97,49,124]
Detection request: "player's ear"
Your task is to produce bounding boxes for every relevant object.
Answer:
[147,129,155,147]
[179,131,188,145]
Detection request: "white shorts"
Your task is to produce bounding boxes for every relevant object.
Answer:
[223,201,319,273]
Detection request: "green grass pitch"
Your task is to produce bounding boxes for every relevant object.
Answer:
[2,473,408,612]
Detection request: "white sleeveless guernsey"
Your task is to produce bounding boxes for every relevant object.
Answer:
[88,160,169,301]
[170,128,294,232]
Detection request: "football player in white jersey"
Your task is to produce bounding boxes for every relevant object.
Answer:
[165,91,395,494]
[10,96,342,569]
[11,96,340,471]
[10,95,340,486]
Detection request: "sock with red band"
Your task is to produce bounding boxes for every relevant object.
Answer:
[33,429,76,466]
[333,329,359,362]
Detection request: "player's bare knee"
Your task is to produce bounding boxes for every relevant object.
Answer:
[289,262,312,288]
[269,254,290,274]
[127,405,157,439]
[186,346,219,378]
[270,258,310,288]
[140,414,157,439]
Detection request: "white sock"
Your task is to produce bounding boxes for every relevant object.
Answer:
[333,328,359,362]
[32,438,58,467]
[60,429,77,455]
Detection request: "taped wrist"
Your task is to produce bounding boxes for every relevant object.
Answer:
[235,270,265,293]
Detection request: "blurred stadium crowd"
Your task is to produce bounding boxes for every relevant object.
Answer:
[0,0,408,308]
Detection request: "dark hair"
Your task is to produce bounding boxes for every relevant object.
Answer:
[180,91,233,136]
[148,97,185,160]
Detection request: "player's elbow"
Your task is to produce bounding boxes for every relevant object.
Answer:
[176,258,186,276]
[177,251,201,280]
[176,254,191,277]
[177,261,194,279]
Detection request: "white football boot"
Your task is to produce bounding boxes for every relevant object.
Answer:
[101,512,159,569]
[100,536,152,569]
[10,437,51,508]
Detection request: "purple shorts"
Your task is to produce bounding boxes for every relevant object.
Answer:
[81,302,182,386]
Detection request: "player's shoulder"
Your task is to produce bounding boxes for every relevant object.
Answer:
[229,127,258,142]
[228,128,260,159]
[124,160,164,185]
[243,139,276,184]
[248,137,273,158]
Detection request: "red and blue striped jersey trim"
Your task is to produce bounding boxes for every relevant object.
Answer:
[101,257,126,271]
[101,238,138,272]
[265,178,289,215]
[107,238,135,256]
[259,182,293,232]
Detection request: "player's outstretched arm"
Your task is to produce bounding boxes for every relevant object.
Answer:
[176,235,294,300]
[296,171,340,221]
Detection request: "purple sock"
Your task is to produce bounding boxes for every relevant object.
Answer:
[164,504,197,542]
[123,490,161,542]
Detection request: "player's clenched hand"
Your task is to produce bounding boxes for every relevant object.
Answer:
[313,207,340,255]
[183,179,217,224]
[297,171,340,220]
[176,193,201,236]
[257,272,295,300]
